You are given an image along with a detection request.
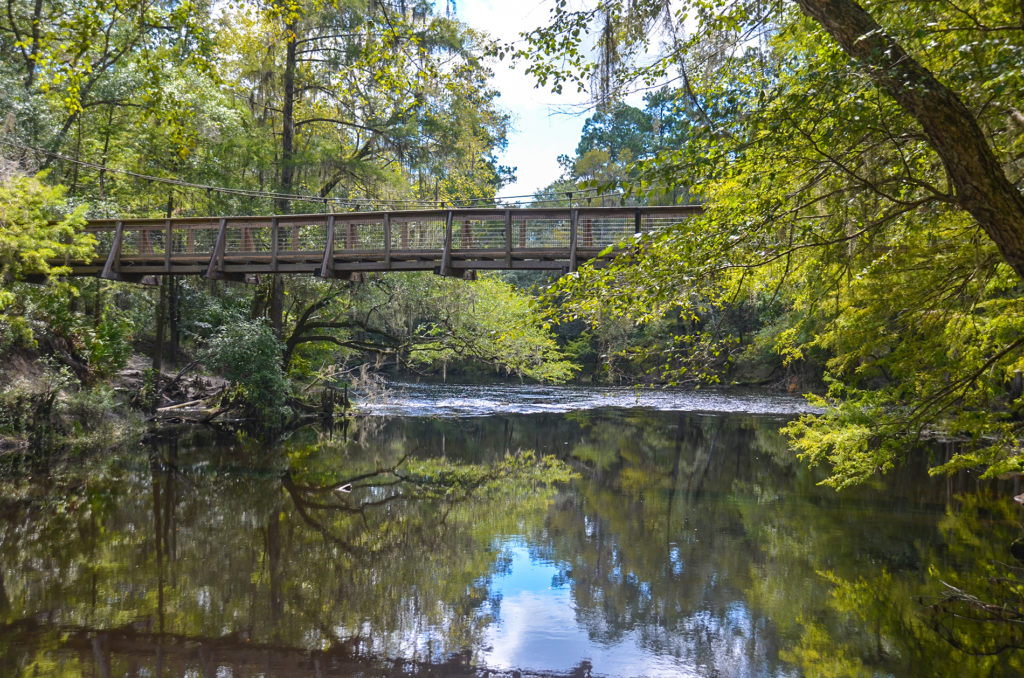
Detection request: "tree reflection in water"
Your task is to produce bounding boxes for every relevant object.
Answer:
[0,409,1021,677]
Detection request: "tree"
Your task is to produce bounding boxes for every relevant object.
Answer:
[516,0,1024,482]
[201,319,290,423]
[0,0,213,159]
[280,273,578,384]
[0,171,92,347]
[792,0,1024,278]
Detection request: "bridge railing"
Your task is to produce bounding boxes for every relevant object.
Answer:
[74,206,703,278]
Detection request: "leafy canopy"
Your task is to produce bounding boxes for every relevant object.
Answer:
[520,0,1024,484]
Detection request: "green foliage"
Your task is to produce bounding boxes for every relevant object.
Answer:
[0,173,92,345]
[83,315,133,378]
[0,360,140,453]
[408,276,579,383]
[201,320,290,424]
[281,274,578,384]
[521,0,1024,482]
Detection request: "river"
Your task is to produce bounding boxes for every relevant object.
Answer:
[0,384,1020,676]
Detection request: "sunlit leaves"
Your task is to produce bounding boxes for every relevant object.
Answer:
[0,173,92,347]
[526,0,1024,481]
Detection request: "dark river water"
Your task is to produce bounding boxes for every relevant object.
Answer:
[1,384,1022,677]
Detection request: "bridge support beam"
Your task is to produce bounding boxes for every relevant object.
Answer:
[204,219,228,280]
[204,218,247,282]
[319,214,336,278]
[100,221,124,281]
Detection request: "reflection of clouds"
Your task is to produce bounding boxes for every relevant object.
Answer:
[481,545,701,677]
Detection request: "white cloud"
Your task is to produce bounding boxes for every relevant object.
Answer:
[457,0,592,197]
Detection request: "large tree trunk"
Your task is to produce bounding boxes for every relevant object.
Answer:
[794,0,1024,278]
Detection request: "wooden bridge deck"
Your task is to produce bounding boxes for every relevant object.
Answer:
[69,205,702,281]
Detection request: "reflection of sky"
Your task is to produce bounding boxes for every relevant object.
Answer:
[481,541,701,677]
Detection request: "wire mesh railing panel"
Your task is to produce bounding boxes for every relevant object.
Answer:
[336,220,386,252]
[171,223,219,256]
[278,217,329,254]
[118,223,161,256]
[641,215,690,233]
[88,228,117,260]
[137,228,167,256]
[452,219,506,250]
[513,217,571,249]
[577,217,634,248]
[391,218,446,250]
[225,221,273,255]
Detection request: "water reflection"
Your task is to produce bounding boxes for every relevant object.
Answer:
[0,405,1021,677]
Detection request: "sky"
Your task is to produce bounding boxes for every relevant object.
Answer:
[455,0,593,198]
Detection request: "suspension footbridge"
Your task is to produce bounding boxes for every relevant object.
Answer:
[69,206,703,281]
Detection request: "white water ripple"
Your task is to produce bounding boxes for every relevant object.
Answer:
[356,383,820,418]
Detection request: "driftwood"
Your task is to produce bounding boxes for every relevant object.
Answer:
[156,398,206,412]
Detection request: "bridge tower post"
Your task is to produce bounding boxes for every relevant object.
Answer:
[569,208,579,272]
[438,209,454,276]
[269,217,283,338]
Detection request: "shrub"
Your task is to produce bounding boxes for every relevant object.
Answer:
[201,319,290,425]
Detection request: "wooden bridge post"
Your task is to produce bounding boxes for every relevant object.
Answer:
[271,217,280,272]
[164,219,173,272]
[504,209,512,268]
[438,210,454,276]
[100,221,124,281]
[569,208,579,272]
[319,214,336,278]
[634,208,642,234]
[383,213,392,269]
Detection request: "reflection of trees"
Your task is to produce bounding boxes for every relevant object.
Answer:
[0,619,507,678]
[0,427,571,677]
[525,413,799,676]
[736,459,1024,675]
[511,410,1024,677]
[1,411,1020,677]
